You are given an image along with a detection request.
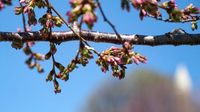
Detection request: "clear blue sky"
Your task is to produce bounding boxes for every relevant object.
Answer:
[0,0,200,112]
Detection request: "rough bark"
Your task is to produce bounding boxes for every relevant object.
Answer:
[0,30,200,46]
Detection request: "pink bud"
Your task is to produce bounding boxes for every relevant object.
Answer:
[83,11,97,26]
[46,20,54,28]
[0,2,4,10]
[133,57,139,65]
[20,0,26,3]
[110,46,120,51]
[101,67,107,73]
[66,11,75,23]
[139,9,147,20]
[114,57,123,64]
[107,57,111,62]
[149,0,158,4]
[136,0,144,4]
[23,6,29,13]
[123,41,132,49]
[69,0,76,4]
[26,26,31,32]
[107,56,114,63]
[27,42,35,47]
[170,0,175,3]
[66,11,72,16]
[17,28,21,32]
[69,0,83,4]
[132,0,144,8]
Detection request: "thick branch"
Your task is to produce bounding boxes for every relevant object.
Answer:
[0,30,200,46]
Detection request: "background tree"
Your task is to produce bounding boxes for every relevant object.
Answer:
[84,69,200,112]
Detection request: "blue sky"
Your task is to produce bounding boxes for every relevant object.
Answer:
[0,0,200,112]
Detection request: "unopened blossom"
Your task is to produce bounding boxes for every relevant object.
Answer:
[46,20,54,28]
[83,11,97,27]
[0,1,4,10]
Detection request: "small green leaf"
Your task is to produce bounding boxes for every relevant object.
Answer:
[23,47,32,55]
[50,43,57,54]
[14,6,23,15]
[46,70,55,82]
[191,21,198,31]
[61,73,69,81]
[121,0,130,12]
[55,62,65,72]
[45,51,52,60]
[53,79,61,93]
[36,63,44,73]
[33,53,45,60]
[28,62,35,69]
[11,40,24,49]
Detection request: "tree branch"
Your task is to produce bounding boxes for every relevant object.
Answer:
[0,30,200,46]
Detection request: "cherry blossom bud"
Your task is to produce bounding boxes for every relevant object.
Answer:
[53,79,61,93]
[136,0,143,4]
[123,41,132,49]
[149,0,158,4]
[69,0,83,5]
[170,0,175,3]
[17,28,21,32]
[69,0,76,4]
[114,57,123,64]
[46,20,54,28]
[66,11,76,23]
[23,6,29,13]
[133,57,139,65]
[20,0,26,3]
[110,46,119,50]
[26,26,31,32]
[101,67,107,73]
[27,41,35,47]
[83,11,97,28]
[72,5,82,14]
[83,3,92,12]
[0,2,4,10]
[132,0,143,8]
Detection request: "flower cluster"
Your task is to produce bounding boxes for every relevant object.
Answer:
[54,60,77,82]
[66,0,97,29]
[46,68,62,93]
[24,48,45,73]
[15,0,46,26]
[15,25,45,74]
[161,1,200,22]
[96,42,147,79]
[39,12,63,37]
[45,44,94,93]
[0,0,12,10]
[126,0,200,30]
[44,43,66,93]
[78,44,94,66]
[57,44,94,79]
[15,0,64,36]
[132,0,161,20]
[130,0,200,21]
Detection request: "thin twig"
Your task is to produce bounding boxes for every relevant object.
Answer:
[47,1,100,56]
[147,15,200,23]
[19,1,27,32]
[96,0,123,42]
[127,0,200,23]
[47,2,87,43]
